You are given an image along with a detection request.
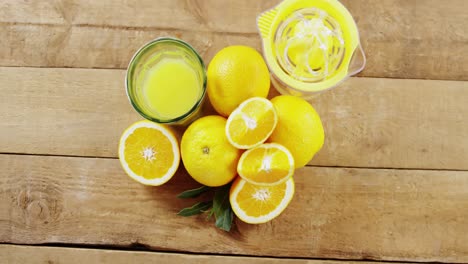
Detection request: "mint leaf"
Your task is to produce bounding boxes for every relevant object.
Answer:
[177,201,212,217]
[177,186,212,199]
[212,184,234,231]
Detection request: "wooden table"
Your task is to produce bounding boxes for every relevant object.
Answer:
[1,0,468,263]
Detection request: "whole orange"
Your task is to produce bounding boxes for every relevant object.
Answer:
[207,46,270,117]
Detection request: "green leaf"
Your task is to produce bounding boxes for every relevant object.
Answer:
[212,184,230,217]
[177,201,212,217]
[177,186,212,199]
[215,206,234,231]
[212,184,234,231]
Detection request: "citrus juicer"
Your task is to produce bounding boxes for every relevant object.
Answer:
[257,0,366,98]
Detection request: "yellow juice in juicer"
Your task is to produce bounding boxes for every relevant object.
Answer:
[257,0,366,98]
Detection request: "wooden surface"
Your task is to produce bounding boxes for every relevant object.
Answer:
[0,0,467,80]
[1,0,468,263]
[1,245,397,264]
[1,67,467,169]
[1,154,468,262]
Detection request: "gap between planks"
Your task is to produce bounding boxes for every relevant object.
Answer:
[0,152,467,173]
[0,21,259,37]
[1,64,458,82]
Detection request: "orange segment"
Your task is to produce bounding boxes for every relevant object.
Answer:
[237,143,295,186]
[119,120,180,186]
[226,97,277,149]
[230,177,295,224]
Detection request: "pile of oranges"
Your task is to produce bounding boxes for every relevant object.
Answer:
[119,46,324,225]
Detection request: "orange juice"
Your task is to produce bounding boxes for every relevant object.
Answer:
[126,38,206,124]
[142,57,202,120]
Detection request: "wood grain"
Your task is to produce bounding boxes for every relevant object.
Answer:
[0,67,140,158]
[342,0,468,80]
[0,0,278,32]
[0,245,391,264]
[1,154,468,262]
[0,0,467,80]
[1,67,467,170]
[0,24,258,70]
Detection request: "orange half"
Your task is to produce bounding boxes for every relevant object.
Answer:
[237,143,294,186]
[118,120,180,186]
[226,97,277,149]
[230,177,295,224]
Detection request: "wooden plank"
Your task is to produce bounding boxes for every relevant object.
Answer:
[0,67,139,158]
[0,245,386,264]
[0,0,467,80]
[311,77,468,170]
[0,0,277,32]
[0,24,258,70]
[0,0,65,25]
[342,0,468,80]
[1,67,467,170]
[1,154,468,262]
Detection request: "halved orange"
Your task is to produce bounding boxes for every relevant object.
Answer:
[118,120,180,186]
[225,97,277,149]
[237,143,294,186]
[230,177,295,224]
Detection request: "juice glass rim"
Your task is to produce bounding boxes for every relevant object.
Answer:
[125,37,207,124]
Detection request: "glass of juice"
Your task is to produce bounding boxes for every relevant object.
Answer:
[126,38,206,125]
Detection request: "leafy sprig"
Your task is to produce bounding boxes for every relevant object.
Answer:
[177,184,234,231]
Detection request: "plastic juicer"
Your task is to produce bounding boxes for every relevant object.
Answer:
[257,0,366,98]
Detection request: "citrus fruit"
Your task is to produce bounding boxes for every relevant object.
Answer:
[269,95,325,168]
[237,143,294,186]
[118,120,180,186]
[207,45,270,117]
[181,115,242,187]
[225,97,277,149]
[230,177,295,224]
